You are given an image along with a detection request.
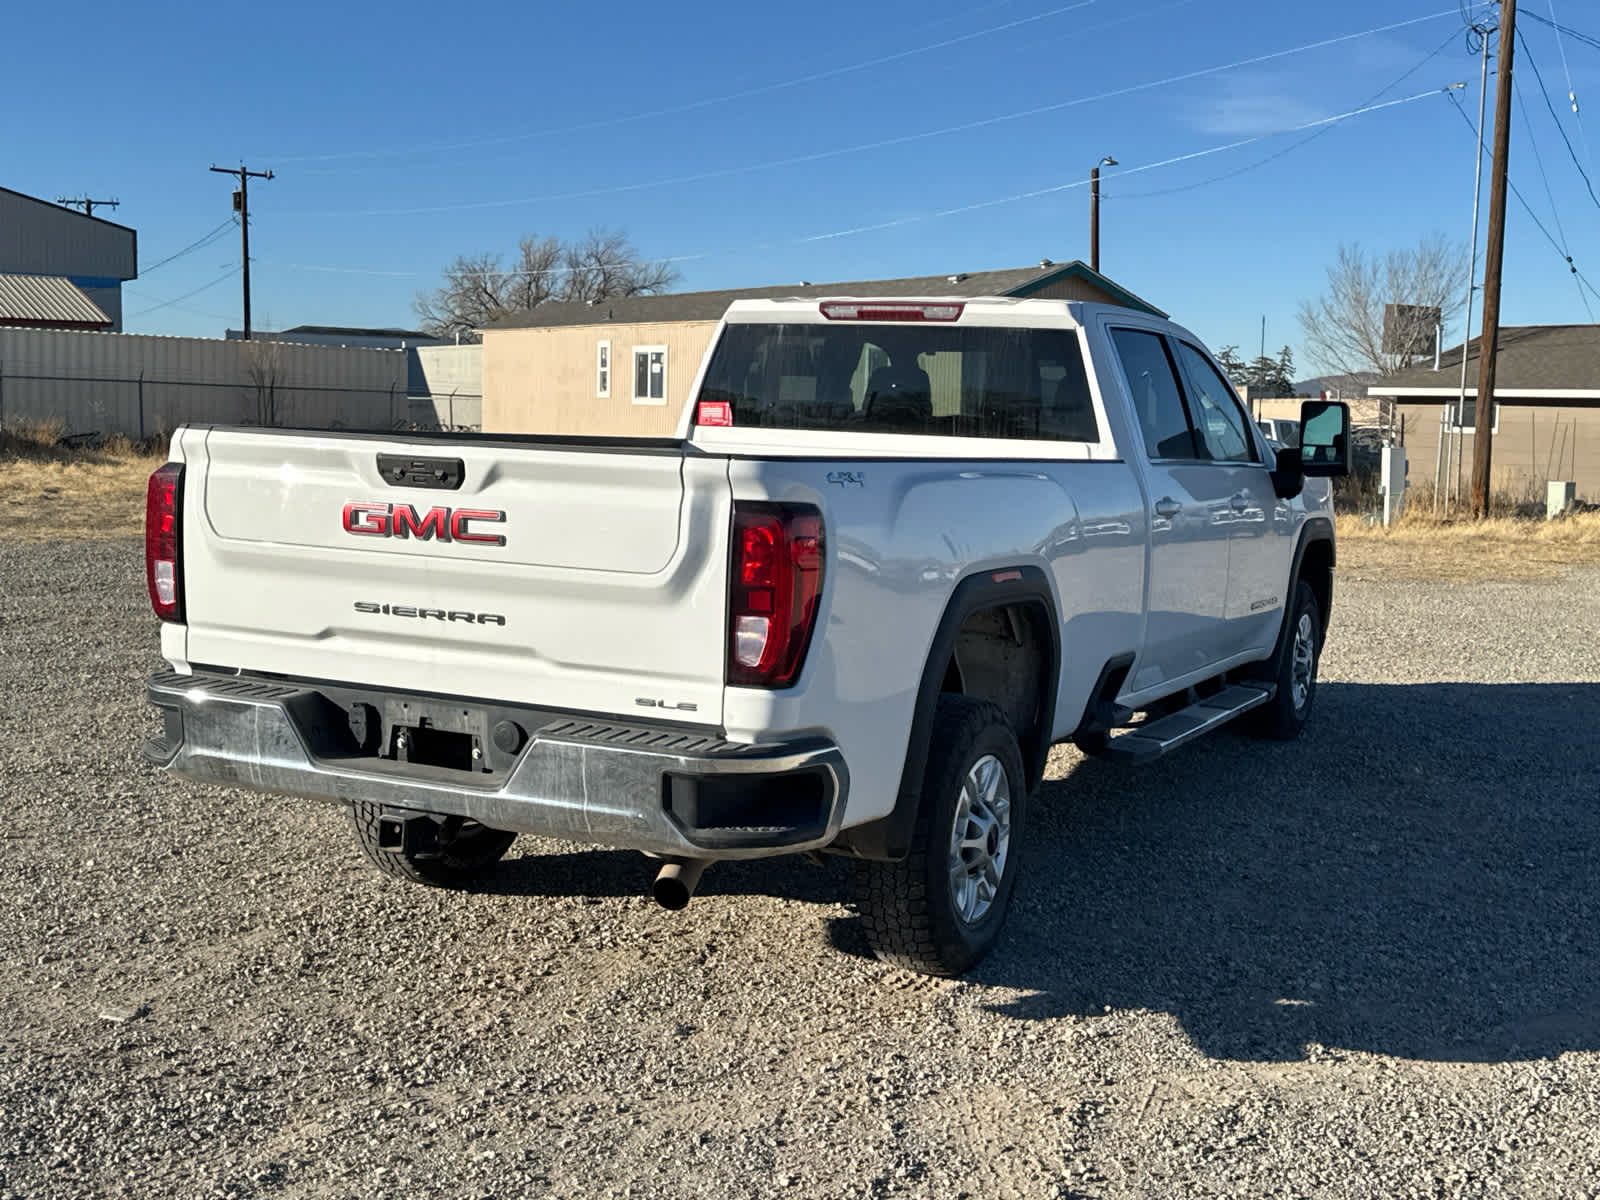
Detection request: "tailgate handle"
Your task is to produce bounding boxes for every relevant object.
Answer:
[377,454,464,490]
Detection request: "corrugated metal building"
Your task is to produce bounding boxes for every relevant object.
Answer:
[0,186,137,331]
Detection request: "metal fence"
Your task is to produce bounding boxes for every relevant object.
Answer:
[0,327,488,440]
[0,366,410,439]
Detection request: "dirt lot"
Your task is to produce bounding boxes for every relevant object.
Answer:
[3,533,1599,1200]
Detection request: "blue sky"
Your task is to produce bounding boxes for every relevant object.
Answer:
[9,0,1599,373]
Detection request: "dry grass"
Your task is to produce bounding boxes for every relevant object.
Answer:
[1336,508,1600,581]
[0,422,168,543]
[4,420,1597,582]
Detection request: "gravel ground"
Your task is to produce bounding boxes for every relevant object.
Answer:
[3,538,1599,1200]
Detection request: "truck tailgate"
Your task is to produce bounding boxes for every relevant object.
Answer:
[174,428,732,725]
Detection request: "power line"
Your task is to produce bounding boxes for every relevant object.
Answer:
[295,9,1463,218]
[1115,26,1460,200]
[126,266,243,319]
[1514,77,1595,318]
[274,0,1212,168]
[1520,8,1600,52]
[1447,87,1600,316]
[1515,26,1600,209]
[139,218,237,276]
[273,85,1455,283]
[798,85,1463,241]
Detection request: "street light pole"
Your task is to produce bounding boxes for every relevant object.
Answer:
[1090,156,1117,272]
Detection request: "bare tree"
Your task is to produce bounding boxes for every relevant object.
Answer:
[413,230,678,341]
[1296,235,1470,383]
[560,228,678,303]
[241,339,285,426]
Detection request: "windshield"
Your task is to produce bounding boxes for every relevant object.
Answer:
[700,323,1098,442]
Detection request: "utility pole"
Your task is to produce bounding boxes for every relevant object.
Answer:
[1089,156,1116,272]
[57,196,119,218]
[209,163,274,340]
[1471,0,1517,518]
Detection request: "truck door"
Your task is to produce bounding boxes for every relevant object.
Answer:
[1169,339,1294,659]
[1109,328,1232,691]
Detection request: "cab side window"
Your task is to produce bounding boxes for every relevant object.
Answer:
[1111,328,1198,461]
[1173,341,1257,463]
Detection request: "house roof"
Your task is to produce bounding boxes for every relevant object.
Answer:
[283,324,435,339]
[1370,324,1600,398]
[0,273,112,329]
[483,260,1165,331]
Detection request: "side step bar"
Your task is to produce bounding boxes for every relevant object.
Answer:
[1099,684,1275,764]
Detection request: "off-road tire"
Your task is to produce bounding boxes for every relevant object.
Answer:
[1244,579,1322,741]
[347,802,517,888]
[856,696,1028,976]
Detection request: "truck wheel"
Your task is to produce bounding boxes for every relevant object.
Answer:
[856,696,1028,976]
[347,802,517,888]
[1244,579,1321,741]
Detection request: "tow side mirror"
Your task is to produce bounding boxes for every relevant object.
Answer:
[1299,399,1350,478]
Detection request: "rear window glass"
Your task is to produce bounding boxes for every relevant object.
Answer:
[699,323,1099,443]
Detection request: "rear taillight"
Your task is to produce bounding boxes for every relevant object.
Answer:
[728,503,824,688]
[145,463,184,623]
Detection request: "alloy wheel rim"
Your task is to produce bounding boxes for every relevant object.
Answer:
[1290,612,1316,712]
[947,754,1012,925]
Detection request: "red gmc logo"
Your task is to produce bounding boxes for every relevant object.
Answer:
[342,502,507,546]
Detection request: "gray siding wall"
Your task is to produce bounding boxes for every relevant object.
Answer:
[0,191,137,280]
[0,329,408,438]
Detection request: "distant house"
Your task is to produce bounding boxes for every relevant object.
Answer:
[480,260,1165,436]
[0,186,136,330]
[1369,325,1600,498]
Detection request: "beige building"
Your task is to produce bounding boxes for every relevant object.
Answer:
[480,261,1165,436]
[1369,324,1600,501]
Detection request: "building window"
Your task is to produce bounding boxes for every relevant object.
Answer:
[1449,400,1499,433]
[633,346,667,405]
[596,340,611,398]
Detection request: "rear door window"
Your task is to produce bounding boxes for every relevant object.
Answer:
[699,324,1099,443]
[1110,328,1198,461]
[1172,341,1258,463]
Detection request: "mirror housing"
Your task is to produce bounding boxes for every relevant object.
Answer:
[1299,399,1350,477]
[1269,446,1304,499]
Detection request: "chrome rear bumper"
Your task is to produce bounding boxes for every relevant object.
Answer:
[144,670,847,858]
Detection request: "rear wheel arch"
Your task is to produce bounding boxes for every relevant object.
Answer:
[832,565,1060,861]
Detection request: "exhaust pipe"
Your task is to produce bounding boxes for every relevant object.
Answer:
[652,858,711,911]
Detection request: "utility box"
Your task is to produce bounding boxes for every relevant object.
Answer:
[1380,445,1407,526]
[1547,480,1576,519]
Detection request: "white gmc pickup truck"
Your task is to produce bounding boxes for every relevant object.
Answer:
[144,297,1348,975]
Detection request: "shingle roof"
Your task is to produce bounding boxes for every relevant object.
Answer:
[483,260,1164,330]
[1371,324,1600,394]
[0,273,112,328]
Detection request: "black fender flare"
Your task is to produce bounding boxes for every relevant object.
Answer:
[830,565,1061,862]
[1251,518,1336,681]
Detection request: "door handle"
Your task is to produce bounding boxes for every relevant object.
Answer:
[1154,497,1182,519]
[1229,491,1250,512]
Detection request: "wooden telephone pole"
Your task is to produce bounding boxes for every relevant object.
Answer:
[1471,0,1517,518]
[209,164,274,340]
[56,197,119,218]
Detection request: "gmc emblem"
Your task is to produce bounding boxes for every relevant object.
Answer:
[342,502,506,546]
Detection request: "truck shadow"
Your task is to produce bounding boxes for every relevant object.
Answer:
[969,681,1600,1063]
[483,681,1600,1064]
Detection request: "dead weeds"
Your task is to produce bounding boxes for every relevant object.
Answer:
[1336,510,1600,582]
[2,422,167,543]
[4,420,1597,581]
